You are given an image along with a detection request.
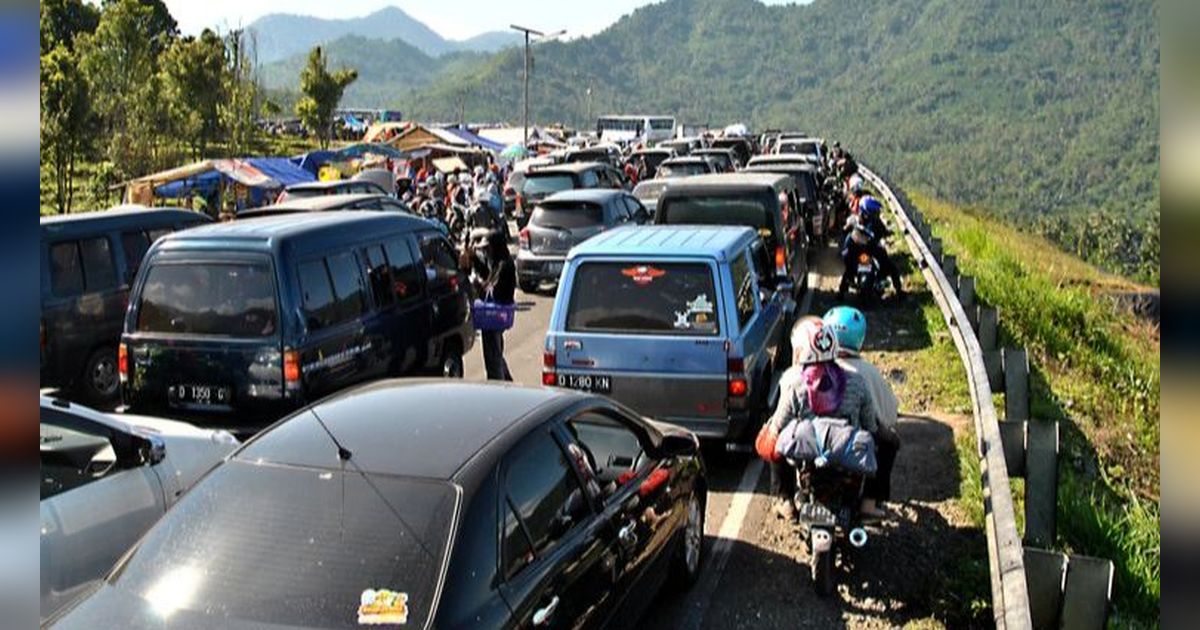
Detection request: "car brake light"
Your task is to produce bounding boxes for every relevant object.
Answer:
[775,245,787,275]
[727,357,747,398]
[542,351,557,386]
[284,349,301,386]
[118,343,128,382]
[519,227,530,250]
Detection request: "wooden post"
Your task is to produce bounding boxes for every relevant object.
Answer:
[959,276,976,311]
[1004,347,1030,422]
[930,237,943,262]
[942,255,957,280]
[1024,420,1059,548]
[984,349,1004,391]
[999,421,1026,478]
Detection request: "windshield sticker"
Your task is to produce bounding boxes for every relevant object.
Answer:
[673,294,718,332]
[621,265,666,286]
[358,589,409,626]
[687,294,714,314]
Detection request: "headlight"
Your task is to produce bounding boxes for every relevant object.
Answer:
[210,430,239,447]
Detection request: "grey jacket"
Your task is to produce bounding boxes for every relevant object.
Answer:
[768,365,879,435]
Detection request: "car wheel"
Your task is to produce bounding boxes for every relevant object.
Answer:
[669,488,705,590]
[81,346,120,406]
[440,343,464,379]
[518,278,539,294]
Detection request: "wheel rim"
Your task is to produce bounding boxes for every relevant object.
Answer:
[90,355,118,397]
[684,495,702,573]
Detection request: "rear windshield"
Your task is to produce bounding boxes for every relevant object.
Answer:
[659,194,775,236]
[531,202,604,229]
[522,174,575,197]
[781,141,819,155]
[567,262,719,336]
[633,181,667,201]
[657,163,707,178]
[102,461,456,629]
[136,262,277,337]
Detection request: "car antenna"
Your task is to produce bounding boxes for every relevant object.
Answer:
[309,408,352,461]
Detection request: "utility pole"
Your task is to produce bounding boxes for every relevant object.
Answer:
[510,24,565,145]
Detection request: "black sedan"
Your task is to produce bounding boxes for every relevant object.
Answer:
[46,380,707,630]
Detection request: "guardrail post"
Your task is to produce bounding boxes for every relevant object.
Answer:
[1004,347,1031,422]
[984,349,1004,391]
[1024,420,1059,547]
[930,237,943,262]
[1024,547,1066,629]
[959,276,976,311]
[1060,554,1114,630]
[999,420,1026,477]
[942,255,957,280]
[978,307,998,351]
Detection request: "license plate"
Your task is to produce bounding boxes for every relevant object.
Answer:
[172,384,231,407]
[545,262,563,275]
[857,264,873,273]
[556,373,612,394]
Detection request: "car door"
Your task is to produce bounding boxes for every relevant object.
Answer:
[294,250,370,399]
[497,425,616,630]
[39,406,168,618]
[415,232,468,358]
[44,236,123,394]
[557,409,677,628]
[746,242,786,372]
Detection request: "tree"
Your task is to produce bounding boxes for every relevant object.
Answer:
[160,29,226,158]
[41,45,94,214]
[295,46,357,148]
[221,29,261,158]
[40,0,100,54]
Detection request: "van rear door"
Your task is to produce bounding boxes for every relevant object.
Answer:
[124,256,284,426]
[552,260,729,423]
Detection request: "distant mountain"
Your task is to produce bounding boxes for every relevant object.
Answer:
[246,6,520,63]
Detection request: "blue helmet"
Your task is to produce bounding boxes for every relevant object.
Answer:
[859,195,883,219]
[822,306,867,352]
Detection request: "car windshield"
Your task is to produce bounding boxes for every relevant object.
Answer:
[659,194,773,235]
[531,202,604,229]
[523,174,575,197]
[567,262,719,336]
[657,163,707,178]
[136,262,277,337]
[95,461,457,629]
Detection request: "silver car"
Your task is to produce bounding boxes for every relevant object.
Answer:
[39,396,239,619]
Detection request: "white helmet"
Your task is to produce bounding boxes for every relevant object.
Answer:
[848,175,864,194]
[446,173,458,185]
[473,165,485,177]
[791,316,839,365]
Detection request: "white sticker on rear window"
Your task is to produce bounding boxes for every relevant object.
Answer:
[358,589,408,625]
[673,294,717,331]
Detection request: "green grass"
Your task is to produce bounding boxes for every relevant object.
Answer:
[906,189,1160,626]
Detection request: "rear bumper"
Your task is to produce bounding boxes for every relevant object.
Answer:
[649,410,753,441]
[516,253,567,283]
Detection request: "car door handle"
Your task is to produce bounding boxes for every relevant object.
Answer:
[533,595,559,626]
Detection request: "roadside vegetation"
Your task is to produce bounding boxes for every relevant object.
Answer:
[904,189,1160,627]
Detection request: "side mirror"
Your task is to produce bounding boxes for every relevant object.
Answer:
[143,433,166,465]
[635,211,649,225]
[656,432,698,458]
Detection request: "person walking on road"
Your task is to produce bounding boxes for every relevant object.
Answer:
[467,230,516,381]
[823,306,900,520]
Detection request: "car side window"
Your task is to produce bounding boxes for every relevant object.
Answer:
[579,170,600,188]
[501,428,591,580]
[362,245,394,309]
[121,231,152,283]
[326,252,366,324]
[297,260,337,331]
[418,235,459,290]
[383,237,423,303]
[40,406,139,500]
[563,411,651,501]
[147,228,172,244]
[732,252,757,329]
[624,197,647,223]
[49,241,84,297]
[80,236,118,291]
[611,199,631,224]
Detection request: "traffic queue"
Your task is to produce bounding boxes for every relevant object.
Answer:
[40,123,902,627]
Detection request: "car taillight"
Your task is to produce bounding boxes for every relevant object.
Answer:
[519,227,530,250]
[775,245,787,275]
[542,351,557,386]
[283,349,301,388]
[118,343,128,383]
[727,357,748,398]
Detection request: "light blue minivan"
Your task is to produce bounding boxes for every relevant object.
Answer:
[543,225,793,441]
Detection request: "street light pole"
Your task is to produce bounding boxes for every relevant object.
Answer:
[510,24,565,146]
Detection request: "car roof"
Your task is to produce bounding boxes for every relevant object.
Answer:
[40,206,209,229]
[632,148,673,155]
[541,189,624,204]
[285,180,381,191]
[529,161,609,175]
[659,172,789,193]
[568,224,755,262]
[236,380,574,480]
[660,157,709,166]
[249,193,390,212]
[158,211,428,247]
[744,163,819,174]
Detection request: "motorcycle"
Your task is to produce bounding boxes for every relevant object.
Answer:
[852,251,888,305]
[794,465,868,596]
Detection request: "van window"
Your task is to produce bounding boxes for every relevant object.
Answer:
[137,263,277,337]
[566,262,719,336]
[363,245,394,309]
[80,237,117,290]
[326,252,366,324]
[384,238,423,302]
[121,231,151,281]
[418,235,459,290]
[298,260,337,331]
[49,241,84,297]
[579,170,600,188]
[731,254,756,329]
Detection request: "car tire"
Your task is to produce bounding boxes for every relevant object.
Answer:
[668,487,706,590]
[518,278,539,294]
[80,346,120,407]
[440,342,464,379]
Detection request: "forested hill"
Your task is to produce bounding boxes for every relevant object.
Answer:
[401,0,1159,280]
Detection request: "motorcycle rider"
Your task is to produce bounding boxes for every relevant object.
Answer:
[838,195,905,302]
[767,317,881,521]
[465,187,501,233]
[822,306,900,520]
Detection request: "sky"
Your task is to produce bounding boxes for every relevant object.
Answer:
[160,0,802,41]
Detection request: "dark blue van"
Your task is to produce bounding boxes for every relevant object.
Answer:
[120,212,473,431]
[41,206,211,405]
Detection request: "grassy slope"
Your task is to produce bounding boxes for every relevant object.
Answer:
[903,188,1160,626]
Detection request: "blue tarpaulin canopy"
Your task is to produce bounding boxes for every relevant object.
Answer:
[152,157,316,207]
[293,144,408,175]
[442,127,506,153]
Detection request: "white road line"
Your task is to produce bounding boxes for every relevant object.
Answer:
[679,457,764,629]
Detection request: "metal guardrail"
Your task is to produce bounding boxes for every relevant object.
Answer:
[859,166,1033,628]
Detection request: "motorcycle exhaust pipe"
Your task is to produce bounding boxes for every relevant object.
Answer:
[849,527,868,548]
